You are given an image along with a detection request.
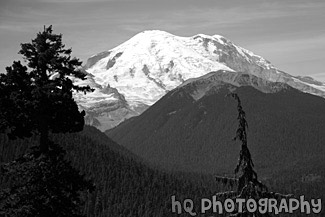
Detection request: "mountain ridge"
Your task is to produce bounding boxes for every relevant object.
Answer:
[106,76,325,176]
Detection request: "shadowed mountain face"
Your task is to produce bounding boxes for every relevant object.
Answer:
[107,74,325,178]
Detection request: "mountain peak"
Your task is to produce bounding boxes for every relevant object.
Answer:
[129,30,175,42]
[77,30,325,131]
[139,29,173,35]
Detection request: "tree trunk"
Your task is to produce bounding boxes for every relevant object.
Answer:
[39,115,49,154]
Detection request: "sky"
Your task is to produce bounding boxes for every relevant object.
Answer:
[1,0,325,81]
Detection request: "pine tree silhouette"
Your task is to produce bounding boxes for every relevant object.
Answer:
[0,26,94,216]
[0,25,93,154]
[215,93,292,217]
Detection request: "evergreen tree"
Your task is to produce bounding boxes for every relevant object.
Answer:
[0,25,93,153]
[230,93,267,194]
[0,26,94,216]
[215,93,292,217]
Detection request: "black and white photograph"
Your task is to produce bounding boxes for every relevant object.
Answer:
[0,0,324,216]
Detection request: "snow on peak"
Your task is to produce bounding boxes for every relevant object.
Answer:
[85,30,236,106]
[78,30,325,131]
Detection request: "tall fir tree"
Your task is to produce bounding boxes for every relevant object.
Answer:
[0,25,93,153]
[215,93,292,217]
[0,26,94,216]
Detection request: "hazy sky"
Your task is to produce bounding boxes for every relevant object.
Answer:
[1,0,325,81]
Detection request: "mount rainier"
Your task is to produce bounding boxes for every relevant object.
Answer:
[74,30,325,131]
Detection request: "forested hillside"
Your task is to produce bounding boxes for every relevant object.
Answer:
[1,126,323,216]
[1,126,219,217]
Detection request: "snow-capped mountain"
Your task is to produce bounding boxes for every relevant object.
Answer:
[76,30,325,131]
